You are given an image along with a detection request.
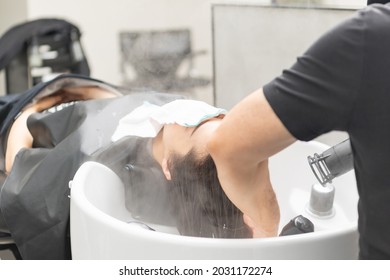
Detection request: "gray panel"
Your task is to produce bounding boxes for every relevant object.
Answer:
[213,4,357,109]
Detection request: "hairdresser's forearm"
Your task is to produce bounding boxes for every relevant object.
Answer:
[210,155,280,237]
[208,88,295,235]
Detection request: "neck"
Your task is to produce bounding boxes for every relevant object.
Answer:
[152,129,164,166]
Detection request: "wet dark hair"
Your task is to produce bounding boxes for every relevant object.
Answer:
[167,149,251,238]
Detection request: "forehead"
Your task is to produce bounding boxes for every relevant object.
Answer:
[161,100,227,127]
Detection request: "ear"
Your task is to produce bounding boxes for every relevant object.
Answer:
[162,158,171,180]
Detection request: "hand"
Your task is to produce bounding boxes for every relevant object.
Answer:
[23,86,117,114]
[25,94,65,113]
[55,86,117,102]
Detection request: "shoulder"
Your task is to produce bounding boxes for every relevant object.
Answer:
[343,4,390,39]
[305,5,390,55]
[358,4,390,25]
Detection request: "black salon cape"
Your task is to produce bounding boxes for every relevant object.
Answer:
[0,75,181,259]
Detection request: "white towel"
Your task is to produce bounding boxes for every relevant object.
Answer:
[111,100,227,142]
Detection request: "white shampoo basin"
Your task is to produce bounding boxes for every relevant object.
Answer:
[70,141,359,259]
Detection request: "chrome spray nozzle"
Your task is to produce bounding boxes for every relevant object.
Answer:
[308,139,354,186]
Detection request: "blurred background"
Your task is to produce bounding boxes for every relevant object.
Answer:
[0,0,365,101]
[0,0,366,146]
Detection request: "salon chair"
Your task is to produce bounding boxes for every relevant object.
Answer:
[119,29,210,92]
[0,18,90,94]
[0,173,21,259]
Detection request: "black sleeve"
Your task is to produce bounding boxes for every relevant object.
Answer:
[263,10,366,141]
[367,1,390,4]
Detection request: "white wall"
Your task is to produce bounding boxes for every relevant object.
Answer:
[26,0,220,102]
[0,0,28,95]
[277,0,365,7]
[323,0,365,7]
[0,0,27,34]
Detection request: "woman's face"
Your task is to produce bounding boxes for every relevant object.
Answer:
[162,116,223,158]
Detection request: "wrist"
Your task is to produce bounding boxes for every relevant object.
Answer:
[243,213,279,238]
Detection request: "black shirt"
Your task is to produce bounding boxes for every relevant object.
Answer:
[264,4,390,259]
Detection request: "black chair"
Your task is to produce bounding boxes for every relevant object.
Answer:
[0,18,90,94]
[119,29,210,92]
